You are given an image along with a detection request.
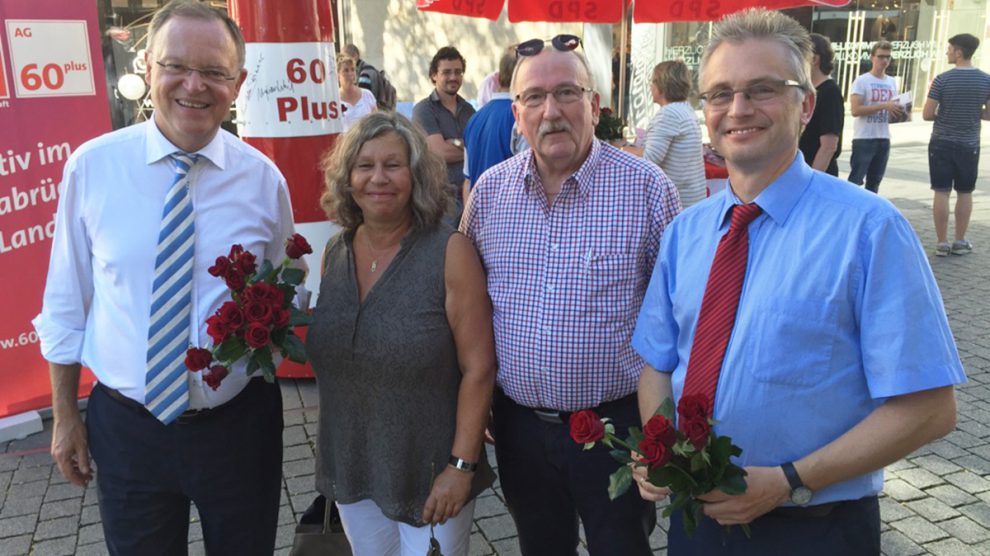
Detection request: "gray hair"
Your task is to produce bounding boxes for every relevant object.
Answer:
[321,112,449,231]
[147,0,246,69]
[699,8,813,96]
[510,47,594,96]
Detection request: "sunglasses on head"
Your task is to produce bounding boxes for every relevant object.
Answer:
[516,34,582,57]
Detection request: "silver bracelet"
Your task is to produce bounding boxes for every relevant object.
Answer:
[448,455,478,472]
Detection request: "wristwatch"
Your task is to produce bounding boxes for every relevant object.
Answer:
[448,455,478,473]
[781,462,813,505]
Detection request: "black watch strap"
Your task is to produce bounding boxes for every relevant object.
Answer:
[781,461,804,490]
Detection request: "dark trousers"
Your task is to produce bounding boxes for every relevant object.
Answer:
[86,379,283,556]
[492,390,655,556]
[668,496,880,556]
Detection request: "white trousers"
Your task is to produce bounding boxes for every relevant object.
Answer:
[336,498,476,556]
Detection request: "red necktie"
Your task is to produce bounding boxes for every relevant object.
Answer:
[681,203,763,412]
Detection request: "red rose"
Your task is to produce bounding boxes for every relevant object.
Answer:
[217,301,245,329]
[681,417,711,450]
[224,268,246,292]
[228,244,245,259]
[244,301,274,325]
[206,314,232,344]
[184,347,213,372]
[203,365,229,390]
[272,307,291,328]
[244,322,271,349]
[208,256,231,278]
[638,437,671,469]
[244,283,284,307]
[569,409,605,444]
[643,414,676,447]
[677,394,711,423]
[237,251,257,276]
[285,233,313,259]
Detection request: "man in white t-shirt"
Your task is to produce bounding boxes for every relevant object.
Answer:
[848,41,904,194]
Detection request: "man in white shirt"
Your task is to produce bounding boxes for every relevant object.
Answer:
[847,41,904,194]
[33,2,299,554]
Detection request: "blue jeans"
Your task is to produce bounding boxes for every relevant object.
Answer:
[848,138,891,193]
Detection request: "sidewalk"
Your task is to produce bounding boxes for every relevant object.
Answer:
[2,141,989,555]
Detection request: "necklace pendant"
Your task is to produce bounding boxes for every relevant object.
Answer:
[370,259,378,273]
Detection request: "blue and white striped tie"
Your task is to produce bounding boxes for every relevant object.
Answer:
[146,153,199,424]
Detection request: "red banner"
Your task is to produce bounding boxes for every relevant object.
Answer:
[634,0,850,23]
[0,0,110,417]
[509,0,626,22]
[417,0,504,20]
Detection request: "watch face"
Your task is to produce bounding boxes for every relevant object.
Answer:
[791,487,813,505]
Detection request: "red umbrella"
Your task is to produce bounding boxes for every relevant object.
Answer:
[417,0,850,23]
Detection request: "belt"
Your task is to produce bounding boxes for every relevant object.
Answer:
[766,496,875,519]
[526,392,637,425]
[96,380,259,425]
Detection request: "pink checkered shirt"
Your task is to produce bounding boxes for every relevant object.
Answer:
[461,140,681,410]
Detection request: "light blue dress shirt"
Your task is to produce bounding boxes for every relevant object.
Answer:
[632,153,966,505]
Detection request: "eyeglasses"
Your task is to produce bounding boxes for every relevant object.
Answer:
[438,68,464,77]
[874,54,892,60]
[516,34,582,57]
[699,80,803,109]
[155,61,238,83]
[515,84,593,108]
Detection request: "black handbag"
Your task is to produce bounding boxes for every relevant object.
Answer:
[289,496,352,556]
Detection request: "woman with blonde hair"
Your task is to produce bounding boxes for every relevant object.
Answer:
[307,111,496,555]
[642,60,707,208]
[337,53,376,131]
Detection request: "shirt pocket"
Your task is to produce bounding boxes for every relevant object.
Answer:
[580,252,639,316]
[747,297,837,388]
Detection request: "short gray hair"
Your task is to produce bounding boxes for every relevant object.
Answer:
[510,47,594,96]
[699,8,813,96]
[147,0,246,69]
[321,112,449,231]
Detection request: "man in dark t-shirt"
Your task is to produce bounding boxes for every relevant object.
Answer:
[923,33,990,256]
[800,34,844,176]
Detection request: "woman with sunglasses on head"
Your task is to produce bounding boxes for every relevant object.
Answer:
[307,112,496,556]
[337,53,377,132]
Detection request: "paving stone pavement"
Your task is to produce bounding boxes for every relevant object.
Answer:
[1,128,988,555]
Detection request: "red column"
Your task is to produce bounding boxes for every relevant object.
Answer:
[229,0,341,377]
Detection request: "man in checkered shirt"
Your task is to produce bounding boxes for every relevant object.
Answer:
[460,36,680,555]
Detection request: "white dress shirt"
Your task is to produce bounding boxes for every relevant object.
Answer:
[34,118,302,409]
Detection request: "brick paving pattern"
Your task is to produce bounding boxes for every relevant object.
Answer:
[2,124,989,554]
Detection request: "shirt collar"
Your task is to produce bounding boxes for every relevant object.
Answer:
[491,91,512,100]
[428,89,467,109]
[716,152,812,230]
[144,112,227,170]
[521,139,602,200]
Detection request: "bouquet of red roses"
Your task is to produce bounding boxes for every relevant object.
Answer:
[184,234,314,390]
[569,393,748,537]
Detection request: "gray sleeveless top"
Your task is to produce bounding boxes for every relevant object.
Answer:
[307,223,495,525]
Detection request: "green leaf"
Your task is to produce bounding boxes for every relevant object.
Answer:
[282,333,307,363]
[607,465,633,500]
[254,346,276,382]
[719,472,748,496]
[253,259,274,283]
[583,442,595,451]
[609,449,633,464]
[281,267,305,286]
[628,426,644,446]
[289,307,313,326]
[604,422,615,436]
[246,353,260,377]
[690,452,706,473]
[215,337,247,364]
[657,397,676,421]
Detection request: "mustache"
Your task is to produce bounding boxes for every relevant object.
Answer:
[537,120,571,139]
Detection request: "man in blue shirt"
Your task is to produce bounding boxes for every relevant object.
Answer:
[462,47,517,203]
[922,33,990,257]
[632,9,965,554]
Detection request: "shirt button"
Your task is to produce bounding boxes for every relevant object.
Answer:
[546,284,555,292]
[542,326,551,334]
[550,244,559,252]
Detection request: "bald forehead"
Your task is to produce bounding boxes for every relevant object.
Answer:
[511,49,591,94]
